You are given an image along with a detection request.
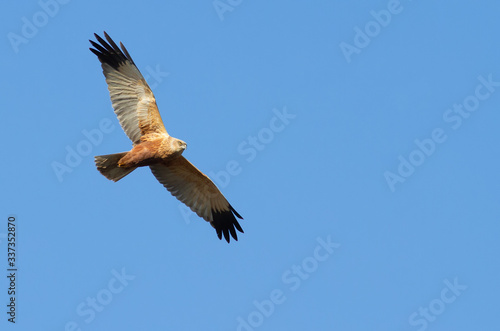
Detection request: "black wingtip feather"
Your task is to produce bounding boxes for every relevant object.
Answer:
[212,207,244,243]
[89,32,135,69]
[230,204,243,219]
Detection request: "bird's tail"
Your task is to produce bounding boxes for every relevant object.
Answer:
[95,152,137,182]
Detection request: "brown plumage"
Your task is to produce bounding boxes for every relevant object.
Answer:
[90,32,243,243]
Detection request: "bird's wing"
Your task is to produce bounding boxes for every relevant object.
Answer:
[89,32,167,144]
[150,156,244,243]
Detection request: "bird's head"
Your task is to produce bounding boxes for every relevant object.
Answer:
[171,138,187,155]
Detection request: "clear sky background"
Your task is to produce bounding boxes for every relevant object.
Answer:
[1,1,499,330]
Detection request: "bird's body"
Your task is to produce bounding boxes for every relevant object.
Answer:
[90,32,244,243]
[118,133,185,167]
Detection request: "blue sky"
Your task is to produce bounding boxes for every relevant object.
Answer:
[1,0,500,330]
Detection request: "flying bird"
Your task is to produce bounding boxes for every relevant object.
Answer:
[89,32,243,243]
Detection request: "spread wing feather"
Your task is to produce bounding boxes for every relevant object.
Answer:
[150,156,243,243]
[89,32,167,144]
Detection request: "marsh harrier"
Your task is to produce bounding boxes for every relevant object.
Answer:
[89,32,243,243]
